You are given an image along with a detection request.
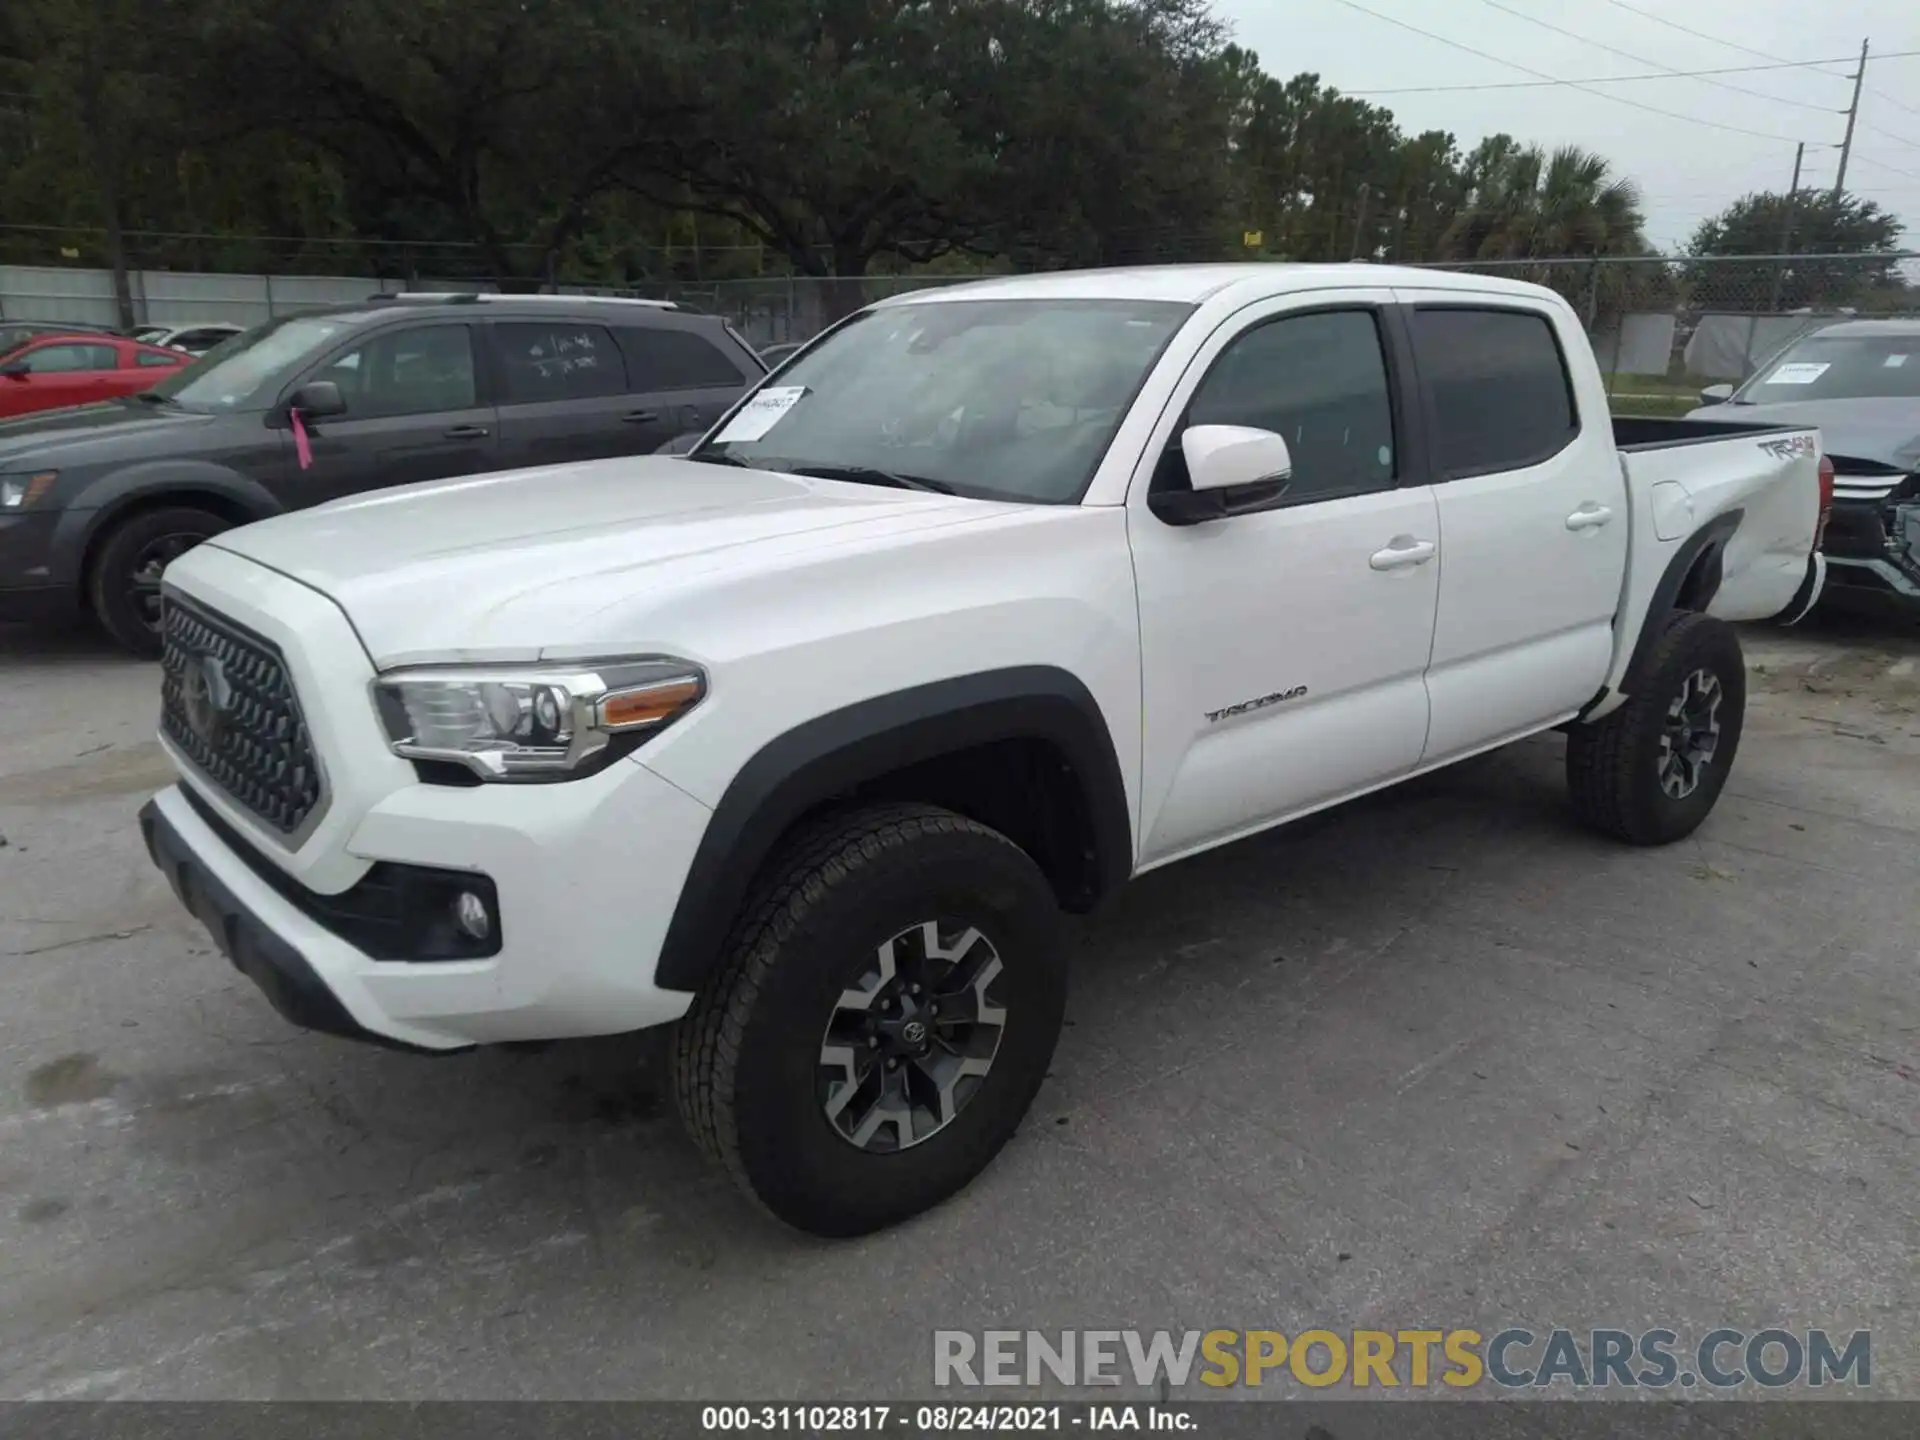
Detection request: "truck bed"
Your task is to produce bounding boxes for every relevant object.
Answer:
[1612,415,1812,451]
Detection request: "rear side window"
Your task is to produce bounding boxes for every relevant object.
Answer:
[1410,308,1577,475]
[137,350,181,367]
[617,326,750,390]
[492,322,627,403]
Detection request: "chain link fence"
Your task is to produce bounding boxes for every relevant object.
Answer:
[4,248,1914,415]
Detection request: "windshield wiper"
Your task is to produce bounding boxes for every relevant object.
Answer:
[785,463,956,495]
[682,450,757,468]
[130,391,179,407]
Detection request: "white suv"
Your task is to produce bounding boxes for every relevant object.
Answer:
[140,264,1826,1235]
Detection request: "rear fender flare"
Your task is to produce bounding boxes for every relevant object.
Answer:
[1586,508,1743,719]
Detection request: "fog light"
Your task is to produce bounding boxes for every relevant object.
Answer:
[452,890,492,942]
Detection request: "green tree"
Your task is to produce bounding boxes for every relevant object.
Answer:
[1684,191,1906,310]
[1442,141,1647,261]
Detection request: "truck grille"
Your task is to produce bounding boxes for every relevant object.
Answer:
[160,599,324,836]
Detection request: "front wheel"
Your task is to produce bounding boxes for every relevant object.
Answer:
[671,803,1066,1237]
[87,507,229,657]
[1567,611,1746,845]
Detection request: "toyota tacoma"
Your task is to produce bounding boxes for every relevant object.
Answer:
[139,265,1828,1236]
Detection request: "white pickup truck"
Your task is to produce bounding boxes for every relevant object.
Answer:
[139,264,1829,1236]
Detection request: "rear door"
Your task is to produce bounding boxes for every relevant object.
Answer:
[259,319,497,506]
[613,318,762,451]
[1397,294,1628,763]
[486,319,643,468]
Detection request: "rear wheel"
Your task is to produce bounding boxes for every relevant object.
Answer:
[671,803,1065,1237]
[87,507,229,658]
[1567,611,1746,845]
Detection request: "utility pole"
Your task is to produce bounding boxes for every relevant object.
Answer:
[1833,39,1868,201]
[1350,184,1373,262]
[1768,142,1805,313]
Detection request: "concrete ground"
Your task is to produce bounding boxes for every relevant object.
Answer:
[0,611,1914,1402]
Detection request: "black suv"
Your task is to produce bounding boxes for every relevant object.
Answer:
[0,294,763,654]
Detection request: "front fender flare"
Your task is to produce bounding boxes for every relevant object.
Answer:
[651,667,1133,994]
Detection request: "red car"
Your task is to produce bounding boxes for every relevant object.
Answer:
[0,334,193,420]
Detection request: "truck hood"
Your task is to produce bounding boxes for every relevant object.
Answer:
[202,456,992,666]
[1686,398,1920,471]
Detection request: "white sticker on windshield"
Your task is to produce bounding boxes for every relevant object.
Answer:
[715,386,807,442]
[1766,362,1830,385]
[1885,354,1909,368]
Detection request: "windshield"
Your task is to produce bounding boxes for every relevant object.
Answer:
[1738,332,1920,403]
[149,313,372,411]
[691,298,1192,503]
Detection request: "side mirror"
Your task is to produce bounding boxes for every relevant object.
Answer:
[1698,383,1735,406]
[0,362,28,380]
[289,379,347,419]
[1148,424,1294,527]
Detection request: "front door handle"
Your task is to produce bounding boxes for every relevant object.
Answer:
[444,424,490,440]
[622,410,661,425]
[1369,537,1437,571]
[1566,503,1614,531]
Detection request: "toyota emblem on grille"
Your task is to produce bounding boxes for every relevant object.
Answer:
[180,651,235,743]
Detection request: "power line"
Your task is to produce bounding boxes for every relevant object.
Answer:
[1599,0,1853,80]
[1849,153,1920,184]
[1472,0,1841,114]
[1350,56,1887,97]
[1328,0,1812,144]
[1602,0,1920,124]
[1862,123,1920,153]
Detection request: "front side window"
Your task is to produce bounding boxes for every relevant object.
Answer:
[1737,332,1920,402]
[312,325,478,418]
[1410,308,1578,475]
[492,322,625,403]
[20,343,119,374]
[1158,309,1397,503]
[690,298,1191,504]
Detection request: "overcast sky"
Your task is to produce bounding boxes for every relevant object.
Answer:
[1216,0,1920,251]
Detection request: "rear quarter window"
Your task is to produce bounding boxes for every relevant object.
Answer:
[1410,307,1579,476]
[616,325,753,390]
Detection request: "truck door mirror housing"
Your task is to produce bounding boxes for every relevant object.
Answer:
[1149,424,1295,527]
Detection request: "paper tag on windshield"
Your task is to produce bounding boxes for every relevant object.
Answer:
[1766,362,1830,385]
[714,386,807,442]
[1885,354,1909,368]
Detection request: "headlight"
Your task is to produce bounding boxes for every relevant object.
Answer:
[372,658,706,781]
[0,472,57,510]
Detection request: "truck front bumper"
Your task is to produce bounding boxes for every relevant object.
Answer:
[140,758,713,1052]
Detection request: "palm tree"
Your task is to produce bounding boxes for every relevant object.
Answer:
[1442,140,1647,261]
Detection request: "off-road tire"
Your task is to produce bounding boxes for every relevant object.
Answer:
[87,506,229,658]
[1567,610,1746,845]
[670,802,1065,1237]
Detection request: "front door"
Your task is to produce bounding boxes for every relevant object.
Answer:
[1128,293,1442,867]
[264,321,497,506]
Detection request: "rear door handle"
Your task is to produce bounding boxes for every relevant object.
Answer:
[1566,503,1613,531]
[622,410,661,425]
[444,424,489,440]
[1369,538,1437,571]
